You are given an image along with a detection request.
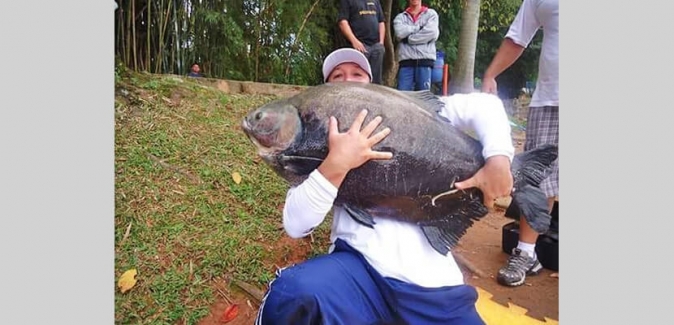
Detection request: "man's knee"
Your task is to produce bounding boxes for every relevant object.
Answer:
[258,271,321,324]
[269,266,323,299]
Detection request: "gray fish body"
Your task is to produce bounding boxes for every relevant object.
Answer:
[242,82,558,255]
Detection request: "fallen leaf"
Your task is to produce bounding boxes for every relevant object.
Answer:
[118,269,138,293]
[222,304,239,323]
[232,172,242,184]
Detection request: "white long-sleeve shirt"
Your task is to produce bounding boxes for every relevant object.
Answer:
[282,92,514,288]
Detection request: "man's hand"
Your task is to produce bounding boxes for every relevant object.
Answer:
[318,109,392,187]
[351,39,367,53]
[454,155,512,210]
[481,77,498,94]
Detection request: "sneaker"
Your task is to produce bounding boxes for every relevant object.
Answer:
[497,248,543,287]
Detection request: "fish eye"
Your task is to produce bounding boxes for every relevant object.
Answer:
[255,111,264,120]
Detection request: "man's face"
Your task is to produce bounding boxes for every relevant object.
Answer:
[192,64,200,73]
[327,63,370,83]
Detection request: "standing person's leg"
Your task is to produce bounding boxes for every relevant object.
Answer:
[414,65,432,91]
[365,43,385,84]
[397,66,415,90]
[256,246,395,324]
[497,105,559,287]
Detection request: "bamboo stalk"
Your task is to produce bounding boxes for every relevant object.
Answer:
[125,0,131,67]
[172,0,179,74]
[131,0,137,71]
[156,0,172,73]
[284,0,322,79]
[146,0,151,72]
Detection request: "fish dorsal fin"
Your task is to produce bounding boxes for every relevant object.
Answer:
[400,90,451,124]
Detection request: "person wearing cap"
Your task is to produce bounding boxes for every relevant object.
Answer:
[337,0,386,84]
[321,47,374,83]
[255,48,515,325]
[393,0,440,91]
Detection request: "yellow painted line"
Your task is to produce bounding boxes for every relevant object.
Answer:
[475,286,559,325]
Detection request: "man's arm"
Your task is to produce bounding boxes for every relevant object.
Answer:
[408,10,439,44]
[377,0,385,44]
[378,22,385,44]
[481,38,525,94]
[482,0,540,94]
[339,20,367,53]
[283,171,337,238]
[393,13,419,40]
[337,0,366,52]
[438,93,515,209]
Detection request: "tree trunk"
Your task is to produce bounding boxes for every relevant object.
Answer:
[449,0,480,94]
[381,0,397,87]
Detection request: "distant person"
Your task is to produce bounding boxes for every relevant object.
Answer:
[337,0,386,84]
[187,63,203,78]
[481,0,559,287]
[393,0,439,91]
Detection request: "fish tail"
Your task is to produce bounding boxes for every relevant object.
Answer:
[509,144,558,234]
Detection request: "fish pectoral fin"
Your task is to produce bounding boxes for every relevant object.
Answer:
[419,198,489,255]
[344,205,376,228]
[419,223,454,256]
[279,155,324,175]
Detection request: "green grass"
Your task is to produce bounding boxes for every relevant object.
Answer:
[115,71,331,324]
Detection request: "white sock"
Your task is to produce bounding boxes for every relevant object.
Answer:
[516,241,537,260]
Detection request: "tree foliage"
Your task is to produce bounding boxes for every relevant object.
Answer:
[114,0,541,93]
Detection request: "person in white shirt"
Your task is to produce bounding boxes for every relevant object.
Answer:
[481,0,558,287]
[255,48,515,325]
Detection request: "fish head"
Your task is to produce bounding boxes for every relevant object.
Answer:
[242,99,317,185]
[241,99,302,161]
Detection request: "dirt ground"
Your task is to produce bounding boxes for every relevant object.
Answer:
[196,119,558,325]
[455,209,559,322]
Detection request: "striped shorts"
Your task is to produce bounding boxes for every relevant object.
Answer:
[525,106,559,198]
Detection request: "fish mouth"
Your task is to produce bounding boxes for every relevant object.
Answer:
[241,117,276,158]
[241,117,253,134]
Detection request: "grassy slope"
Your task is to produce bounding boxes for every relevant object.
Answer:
[114,70,330,324]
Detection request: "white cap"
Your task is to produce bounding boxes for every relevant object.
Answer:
[322,48,372,82]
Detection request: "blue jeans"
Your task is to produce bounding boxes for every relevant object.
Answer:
[397,66,432,91]
[256,239,485,325]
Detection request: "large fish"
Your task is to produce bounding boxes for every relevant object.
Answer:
[241,82,557,255]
